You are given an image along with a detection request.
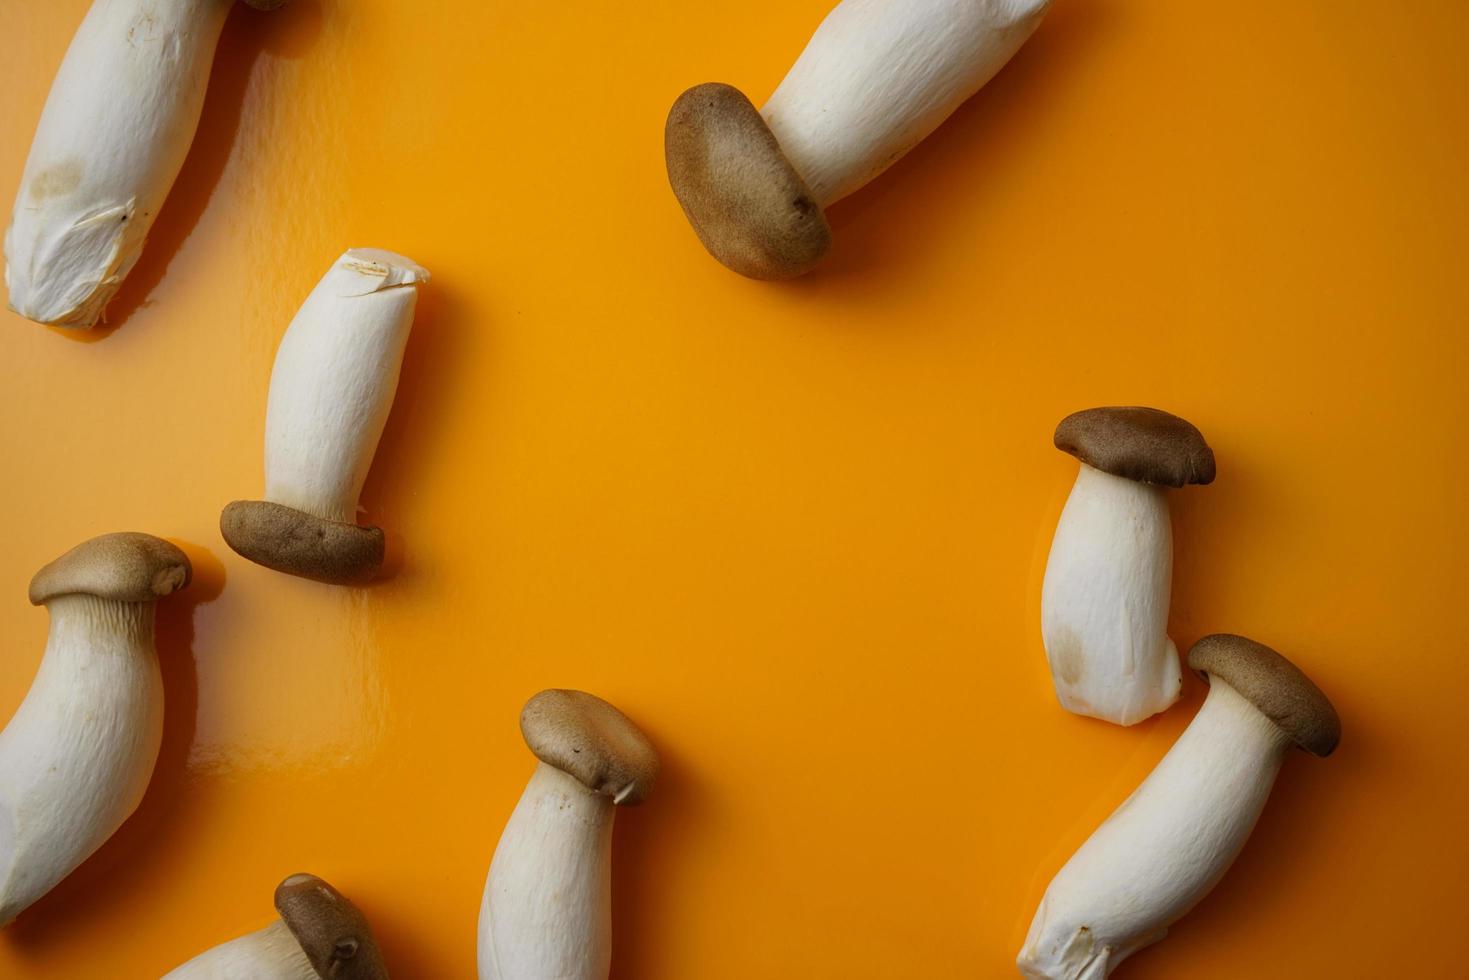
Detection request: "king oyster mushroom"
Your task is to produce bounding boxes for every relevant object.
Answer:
[220,247,428,585]
[1018,634,1342,978]
[5,0,291,328]
[665,0,1052,278]
[1040,407,1216,726]
[0,532,191,924]
[478,690,660,980]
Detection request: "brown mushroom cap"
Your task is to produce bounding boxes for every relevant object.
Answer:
[1054,406,1216,488]
[665,82,831,280]
[274,874,388,980]
[28,532,192,605]
[220,500,384,585]
[1188,634,1341,757]
[521,690,660,805]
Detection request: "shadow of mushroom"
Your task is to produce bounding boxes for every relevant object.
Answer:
[358,278,478,584]
[0,540,224,947]
[1168,430,1293,638]
[608,725,710,978]
[350,882,433,980]
[51,0,325,344]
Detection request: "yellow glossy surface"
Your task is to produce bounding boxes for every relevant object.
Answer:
[2,0,1466,976]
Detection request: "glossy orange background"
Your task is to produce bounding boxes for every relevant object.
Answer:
[2,1,1467,976]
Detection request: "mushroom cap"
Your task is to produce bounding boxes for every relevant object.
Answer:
[521,690,660,805]
[1188,634,1341,757]
[241,0,291,9]
[28,532,192,606]
[1054,406,1216,487]
[665,83,831,280]
[220,500,384,585]
[274,874,388,980]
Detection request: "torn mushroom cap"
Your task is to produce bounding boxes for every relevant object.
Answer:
[275,874,389,980]
[521,690,660,805]
[665,83,831,280]
[220,500,384,586]
[28,532,191,605]
[1054,406,1216,488]
[1189,634,1341,757]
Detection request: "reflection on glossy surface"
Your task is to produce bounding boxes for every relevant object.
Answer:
[188,584,388,775]
[2,0,1469,976]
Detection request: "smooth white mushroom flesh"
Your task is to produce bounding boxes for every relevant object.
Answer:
[0,595,164,924]
[762,0,1052,207]
[1040,463,1182,726]
[1016,680,1293,979]
[161,919,317,980]
[477,763,615,980]
[4,0,235,327]
[263,248,428,524]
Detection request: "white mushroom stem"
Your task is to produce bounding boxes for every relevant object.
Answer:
[263,249,428,524]
[1017,680,1293,979]
[4,0,235,327]
[162,919,316,979]
[0,597,163,924]
[1040,463,1182,726]
[478,763,614,980]
[761,0,1051,207]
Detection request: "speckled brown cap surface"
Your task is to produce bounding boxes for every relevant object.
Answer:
[665,82,831,280]
[28,532,192,605]
[275,874,388,980]
[521,689,660,805]
[1054,406,1216,487]
[221,500,384,585]
[1188,633,1341,756]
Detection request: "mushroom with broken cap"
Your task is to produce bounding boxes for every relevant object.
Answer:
[665,0,1052,279]
[1039,407,1216,726]
[1017,633,1341,979]
[0,533,191,925]
[4,0,291,328]
[221,247,429,585]
[163,872,389,979]
[478,689,660,980]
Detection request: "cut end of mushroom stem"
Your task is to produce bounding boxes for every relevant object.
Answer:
[0,533,190,925]
[1018,635,1339,978]
[664,0,1051,279]
[220,247,428,585]
[3,0,248,327]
